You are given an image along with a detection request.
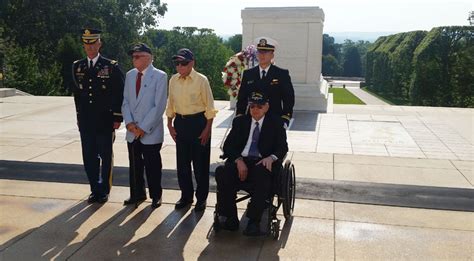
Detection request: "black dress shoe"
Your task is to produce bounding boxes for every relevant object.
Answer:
[151,198,162,209]
[87,193,97,203]
[96,194,109,204]
[243,220,263,237]
[222,216,239,231]
[175,199,193,209]
[194,201,206,212]
[123,196,146,205]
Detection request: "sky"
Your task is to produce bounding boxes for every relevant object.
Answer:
[157,0,473,35]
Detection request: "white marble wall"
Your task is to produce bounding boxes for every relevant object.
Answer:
[241,7,329,111]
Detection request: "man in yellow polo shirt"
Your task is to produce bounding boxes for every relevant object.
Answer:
[166,48,217,212]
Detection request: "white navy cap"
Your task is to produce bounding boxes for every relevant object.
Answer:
[255,36,278,51]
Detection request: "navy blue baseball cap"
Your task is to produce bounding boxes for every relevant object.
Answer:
[172,48,194,61]
[128,43,152,55]
[248,92,268,105]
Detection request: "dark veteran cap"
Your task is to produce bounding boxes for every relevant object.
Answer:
[172,48,194,61]
[255,36,278,51]
[248,92,268,105]
[128,43,152,55]
[81,28,101,44]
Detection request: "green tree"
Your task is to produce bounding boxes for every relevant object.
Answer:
[411,26,473,107]
[144,27,234,100]
[342,40,362,77]
[224,34,242,53]
[322,34,341,58]
[57,34,84,93]
[366,33,406,94]
[390,31,426,98]
[322,54,342,76]
[354,40,372,77]
[1,0,167,94]
[4,44,63,95]
[322,34,342,76]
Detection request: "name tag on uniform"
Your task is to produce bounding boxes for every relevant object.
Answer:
[270,79,279,85]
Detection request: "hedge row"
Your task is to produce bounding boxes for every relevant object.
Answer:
[366,26,473,107]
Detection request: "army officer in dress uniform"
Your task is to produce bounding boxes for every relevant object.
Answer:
[236,37,295,128]
[71,28,124,203]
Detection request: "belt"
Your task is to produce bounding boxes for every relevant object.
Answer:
[175,111,205,119]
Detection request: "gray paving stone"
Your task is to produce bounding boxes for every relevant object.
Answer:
[334,163,473,188]
[335,221,473,260]
[335,202,474,231]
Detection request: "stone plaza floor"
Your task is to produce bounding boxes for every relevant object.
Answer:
[0,96,473,260]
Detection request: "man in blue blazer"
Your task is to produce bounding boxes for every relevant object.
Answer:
[122,43,168,208]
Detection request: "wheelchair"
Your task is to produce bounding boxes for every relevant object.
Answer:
[212,157,296,240]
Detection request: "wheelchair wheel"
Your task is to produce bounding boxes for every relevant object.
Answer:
[270,220,280,240]
[282,160,296,219]
[213,209,220,232]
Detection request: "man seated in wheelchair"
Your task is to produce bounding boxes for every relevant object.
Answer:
[216,91,288,236]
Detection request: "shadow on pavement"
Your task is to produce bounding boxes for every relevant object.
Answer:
[0,201,106,259]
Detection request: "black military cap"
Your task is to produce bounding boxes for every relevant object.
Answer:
[248,92,268,105]
[128,43,152,55]
[81,28,102,44]
[172,48,194,61]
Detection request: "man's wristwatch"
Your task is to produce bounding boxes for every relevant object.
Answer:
[235,157,243,163]
[270,155,278,161]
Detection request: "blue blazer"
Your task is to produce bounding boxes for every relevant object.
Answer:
[122,65,168,144]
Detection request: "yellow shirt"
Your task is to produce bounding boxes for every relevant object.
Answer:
[166,68,217,119]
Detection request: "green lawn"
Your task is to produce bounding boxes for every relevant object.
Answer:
[329,88,365,105]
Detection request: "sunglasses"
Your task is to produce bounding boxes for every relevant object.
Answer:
[132,55,147,59]
[249,104,264,109]
[174,60,190,66]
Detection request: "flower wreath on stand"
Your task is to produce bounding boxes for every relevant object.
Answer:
[222,45,258,100]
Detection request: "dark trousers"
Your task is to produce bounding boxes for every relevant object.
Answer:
[216,158,272,222]
[80,131,115,197]
[174,113,210,202]
[127,141,163,200]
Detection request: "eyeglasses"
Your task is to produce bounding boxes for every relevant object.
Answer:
[249,104,264,109]
[132,55,147,60]
[174,60,190,66]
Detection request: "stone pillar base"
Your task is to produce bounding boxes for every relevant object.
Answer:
[0,88,16,98]
[294,83,332,112]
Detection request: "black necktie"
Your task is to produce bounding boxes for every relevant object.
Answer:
[261,70,266,79]
[89,60,93,69]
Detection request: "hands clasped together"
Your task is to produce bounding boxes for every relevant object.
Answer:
[127,123,145,139]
